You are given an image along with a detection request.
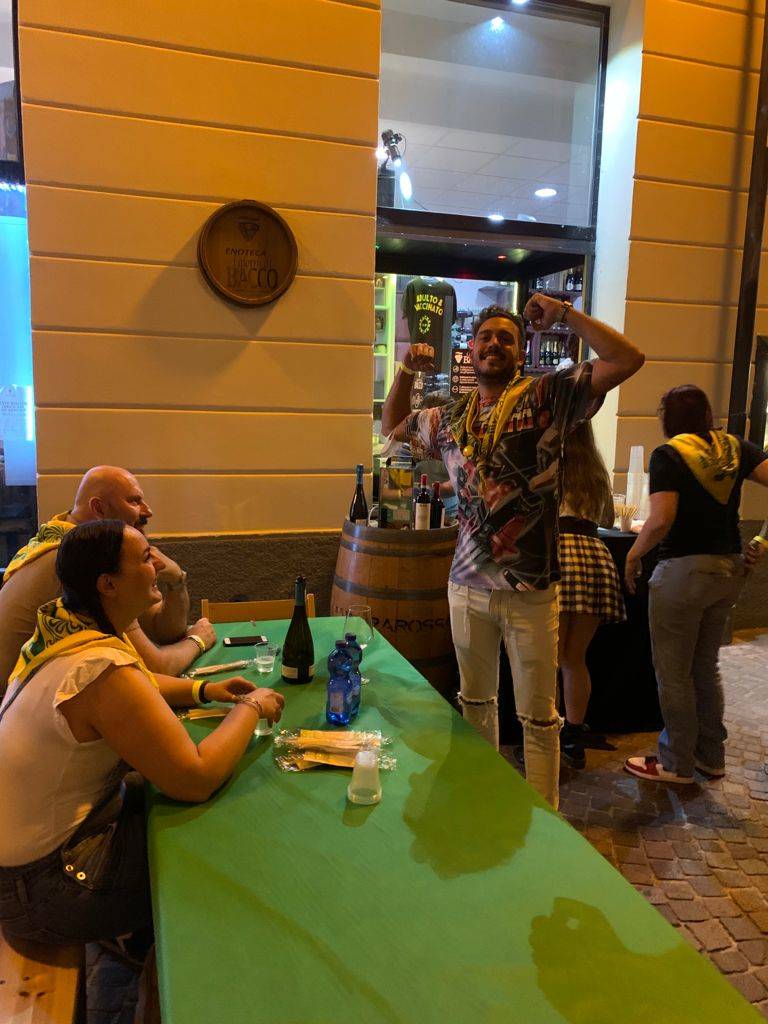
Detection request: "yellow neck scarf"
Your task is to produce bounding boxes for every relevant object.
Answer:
[11,598,158,689]
[667,431,741,505]
[3,512,74,583]
[450,373,533,479]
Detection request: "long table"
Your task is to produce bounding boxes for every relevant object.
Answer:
[147,618,760,1024]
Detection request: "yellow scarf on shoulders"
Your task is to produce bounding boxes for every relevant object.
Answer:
[3,512,74,583]
[10,598,158,689]
[449,373,534,479]
[667,430,741,505]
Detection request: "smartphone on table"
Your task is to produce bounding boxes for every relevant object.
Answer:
[223,635,268,647]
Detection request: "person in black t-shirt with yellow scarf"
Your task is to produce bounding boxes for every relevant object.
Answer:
[623,385,768,784]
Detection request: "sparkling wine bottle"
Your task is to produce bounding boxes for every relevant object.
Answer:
[430,482,445,529]
[281,576,315,684]
[414,473,431,530]
[349,464,368,524]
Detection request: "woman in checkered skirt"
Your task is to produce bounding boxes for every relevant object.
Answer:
[558,420,626,768]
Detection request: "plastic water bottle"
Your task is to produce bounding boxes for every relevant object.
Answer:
[326,641,355,726]
[344,633,363,718]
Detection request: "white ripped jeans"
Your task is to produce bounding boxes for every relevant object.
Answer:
[447,581,561,809]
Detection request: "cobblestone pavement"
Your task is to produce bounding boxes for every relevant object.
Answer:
[536,632,768,1015]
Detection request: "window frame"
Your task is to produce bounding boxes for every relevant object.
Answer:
[377,0,610,246]
[0,0,24,185]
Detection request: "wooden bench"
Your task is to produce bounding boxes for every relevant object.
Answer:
[0,929,84,1023]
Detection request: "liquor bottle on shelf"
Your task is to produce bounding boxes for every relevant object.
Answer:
[349,464,368,524]
[282,576,315,684]
[540,337,550,367]
[414,474,431,530]
[524,334,533,367]
[430,482,445,529]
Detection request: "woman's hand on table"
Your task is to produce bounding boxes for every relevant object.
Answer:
[238,687,286,725]
[205,676,256,703]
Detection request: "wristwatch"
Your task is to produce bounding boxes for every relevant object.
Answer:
[558,301,574,325]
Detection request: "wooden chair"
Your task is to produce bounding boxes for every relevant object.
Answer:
[0,929,85,1023]
[201,595,316,623]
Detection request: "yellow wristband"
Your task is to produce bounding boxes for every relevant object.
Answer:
[751,535,768,550]
[187,633,206,654]
[399,362,416,376]
[191,679,206,706]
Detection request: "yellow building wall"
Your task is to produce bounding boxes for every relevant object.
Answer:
[17,0,379,535]
[617,0,766,516]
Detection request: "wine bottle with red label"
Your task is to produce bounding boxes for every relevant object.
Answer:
[414,474,431,530]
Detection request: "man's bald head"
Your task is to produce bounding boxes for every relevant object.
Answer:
[71,466,153,532]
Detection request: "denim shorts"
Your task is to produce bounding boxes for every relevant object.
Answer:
[0,780,152,945]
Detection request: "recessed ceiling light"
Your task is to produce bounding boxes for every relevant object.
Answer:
[490,16,504,30]
[534,187,557,199]
[497,254,508,261]
[517,214,537,222]
[488,213,505,223]
[512,0,529,6]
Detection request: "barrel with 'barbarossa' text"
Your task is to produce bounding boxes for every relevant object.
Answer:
[331,520,458,699]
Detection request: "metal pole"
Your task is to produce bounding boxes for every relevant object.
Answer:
[728,10,768,436]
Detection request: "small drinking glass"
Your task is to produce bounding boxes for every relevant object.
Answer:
[344,605,374,684]
[347,748,381,805]
[612,493,626,530]
[255,643,280,675]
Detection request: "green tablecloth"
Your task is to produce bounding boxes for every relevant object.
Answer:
[147,618,760,1024]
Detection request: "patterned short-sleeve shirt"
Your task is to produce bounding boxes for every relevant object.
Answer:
[409,361,596,591]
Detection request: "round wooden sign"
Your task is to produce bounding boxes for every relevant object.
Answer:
[197,199,298,307]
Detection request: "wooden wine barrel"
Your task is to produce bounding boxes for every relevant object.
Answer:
[330,520,459,699]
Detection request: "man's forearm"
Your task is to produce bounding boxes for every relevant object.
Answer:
[566,307,644,394]
[568,307,643,364]
[381,365,415,436]
[140,586,190,644]
[129,625,200,676]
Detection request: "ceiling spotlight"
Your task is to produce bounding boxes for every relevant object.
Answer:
[488,213,505,223]
[534,187,557,198]
[490,16,504,30]
[399,170,413,201]
[497,254,508,261]
[512,0,529,6]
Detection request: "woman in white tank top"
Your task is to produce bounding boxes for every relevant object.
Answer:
[0,519,285,947]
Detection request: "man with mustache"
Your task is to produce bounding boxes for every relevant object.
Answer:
[0,465,215,692]
[382,294,644,808]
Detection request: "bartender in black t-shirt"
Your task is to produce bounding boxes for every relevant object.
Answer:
[622,385,768,786]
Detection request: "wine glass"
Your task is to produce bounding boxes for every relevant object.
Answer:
[344,605,374,684]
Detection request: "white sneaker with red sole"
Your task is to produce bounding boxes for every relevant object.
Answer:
[624,756,694,784]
